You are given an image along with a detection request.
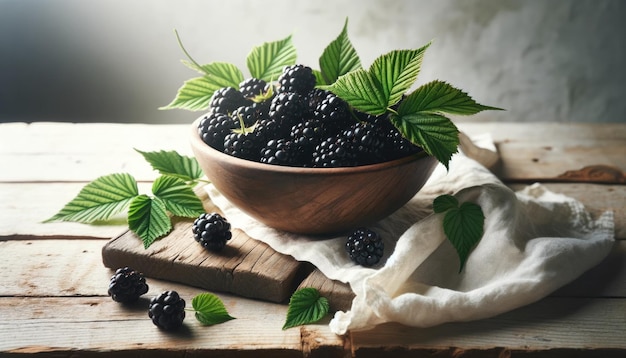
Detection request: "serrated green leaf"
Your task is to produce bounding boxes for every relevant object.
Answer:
[191,292,236,325]
[442,201,485,272]
[135,149,203,182]
[390,112,459,168]
[159,76,223,111]
[398,80,503,115]
[283,288,329,330]
[318,18,361,85]
[433,194,459,213]
[323,69,387,115]
[369,44,430,108]
[152,175,205,218]
[247,34,297,82]
[127,195,172,249]
[44,173,138,223]
[195,62,244,89]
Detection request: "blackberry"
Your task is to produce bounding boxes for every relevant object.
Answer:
[345,227,384,267]
[223,132,262,161]
[383,127,423,160]
[289,119,324,153]
[209,87,250,114]
[198,112,237,151]
[268,92,307,136]
[107,267,149,303]
[193,213,232,252]
[260,139,306,167]
[313,92,350,124]
[239,78,269,99]
[342,122,388,165]
[306,88,331,111]
[312,134,358,168]
[277,64,316,95]
[253,118,281,146]
[231,102,270,127]
[148,290,186,331]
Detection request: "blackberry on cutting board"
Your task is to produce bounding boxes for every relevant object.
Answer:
[345,228,384,267]
[277,64,316,95]
[107,267,149,303]
[148,290,186,331]
[192,213,232,252]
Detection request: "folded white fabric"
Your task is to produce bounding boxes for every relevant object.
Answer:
[205,134,615,335]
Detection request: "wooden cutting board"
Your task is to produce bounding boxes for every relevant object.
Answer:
[101,217,355,307]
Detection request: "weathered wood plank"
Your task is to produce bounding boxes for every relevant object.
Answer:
[3,122,625,183]
[102,221,309,303]
[0,292,343,356]
[349,297,626,356]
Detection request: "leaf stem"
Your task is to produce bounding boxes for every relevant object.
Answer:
[174,29,209,77]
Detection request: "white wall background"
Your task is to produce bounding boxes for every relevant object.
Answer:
[1,0,625,123]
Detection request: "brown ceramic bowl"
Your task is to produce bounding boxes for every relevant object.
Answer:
[190,117,439,235]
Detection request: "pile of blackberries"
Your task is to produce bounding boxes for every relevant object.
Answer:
[198,64,422,168]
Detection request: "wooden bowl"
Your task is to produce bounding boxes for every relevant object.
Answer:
[190,117,439,235]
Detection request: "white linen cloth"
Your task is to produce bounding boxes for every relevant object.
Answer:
[204,133,615,335]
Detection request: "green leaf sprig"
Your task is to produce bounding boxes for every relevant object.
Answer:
[44,150,206,248]
[433,194,485,272]
[283,287,329,330]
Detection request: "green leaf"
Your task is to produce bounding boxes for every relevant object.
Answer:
[191,292,236,325]
[135,149,203,182]
[159,76,223,111]
[127,195,172,249]
[194,62,244,89]
[441,200,485,272]
[152,175,205,218]
[433,194,458,213]
[322,69,387,115]
[283,288,329,330]
[397,80,503,115]
[318,18,361,85]
[44,173,138,223]
[389,112,459,168]
[247,34,297,82]
[369,44,430,107]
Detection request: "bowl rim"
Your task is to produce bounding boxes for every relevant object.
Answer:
[191,116,433,176]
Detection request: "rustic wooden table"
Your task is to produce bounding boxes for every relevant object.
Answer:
[0,121,624,357]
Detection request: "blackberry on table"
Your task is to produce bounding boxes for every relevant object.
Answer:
[209,87,250,114]
[277,64,316,95]
[239,78,269,99]
[192,213,232,252]
[198,112,237,151]
[345,228,384,267]
[107,267,149,303]
[148,290,186,331]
